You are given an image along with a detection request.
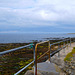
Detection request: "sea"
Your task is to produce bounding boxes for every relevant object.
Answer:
[0,33,75,43]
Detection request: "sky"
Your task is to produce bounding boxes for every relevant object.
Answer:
[0,0,75,33]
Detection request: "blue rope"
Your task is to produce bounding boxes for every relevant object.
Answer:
[29,43,33,48]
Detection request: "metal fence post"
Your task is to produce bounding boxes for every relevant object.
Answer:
[63,41,65,53]
[53,45,55,50]
[50,45,51,62]
[58,44,60,58]
[67,40,68,49]
[33,45,36,75]
[70,38,71,47]
[35,44,37,75]
[48,41,50,62]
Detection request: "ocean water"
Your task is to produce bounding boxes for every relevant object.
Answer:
[0,33,75,43]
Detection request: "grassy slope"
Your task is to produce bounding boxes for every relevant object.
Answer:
[64,47,75,61]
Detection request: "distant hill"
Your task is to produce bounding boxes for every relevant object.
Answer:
[68,33,75,34]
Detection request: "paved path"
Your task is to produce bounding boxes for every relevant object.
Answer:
[25,43,75,75]
[51,43,75,64]
[51,43,75,75]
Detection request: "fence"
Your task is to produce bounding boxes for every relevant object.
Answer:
[0,38,71,75]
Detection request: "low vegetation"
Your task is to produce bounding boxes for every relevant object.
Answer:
[64,47,75,61]
[0,43,50,75]
[0,40,68,75]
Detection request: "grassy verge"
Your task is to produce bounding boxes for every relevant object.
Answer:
[64,47,75,61]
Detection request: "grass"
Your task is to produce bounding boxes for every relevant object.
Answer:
[64,47,75,61]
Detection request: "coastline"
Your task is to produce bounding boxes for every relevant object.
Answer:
[0,37,75,75]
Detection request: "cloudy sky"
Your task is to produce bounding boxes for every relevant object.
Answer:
[0,0,75,33]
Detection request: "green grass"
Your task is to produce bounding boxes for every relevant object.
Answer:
[64,47,75,61]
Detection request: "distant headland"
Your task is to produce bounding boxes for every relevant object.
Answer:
[67,33,75,34]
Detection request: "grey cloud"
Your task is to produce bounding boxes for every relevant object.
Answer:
[0,0,75,28]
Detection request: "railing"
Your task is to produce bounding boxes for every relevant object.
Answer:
[0,38,71,75]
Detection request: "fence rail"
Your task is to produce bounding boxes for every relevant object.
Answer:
[0,44,34,55]
[0,38,71,75]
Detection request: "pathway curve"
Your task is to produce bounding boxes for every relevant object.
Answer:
[25,43,75,75]
[51,43,75,75]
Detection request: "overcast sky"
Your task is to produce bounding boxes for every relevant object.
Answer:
[0,0,75,33]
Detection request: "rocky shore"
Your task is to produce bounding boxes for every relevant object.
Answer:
[0,38,75,75]
[63,56,75,75]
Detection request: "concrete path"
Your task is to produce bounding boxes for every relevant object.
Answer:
[51,43,75,75]
[25,62,60,75]
[25,43,75,75]
[51,43,75,66]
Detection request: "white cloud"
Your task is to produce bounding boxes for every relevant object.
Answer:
[0,0,75,28]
